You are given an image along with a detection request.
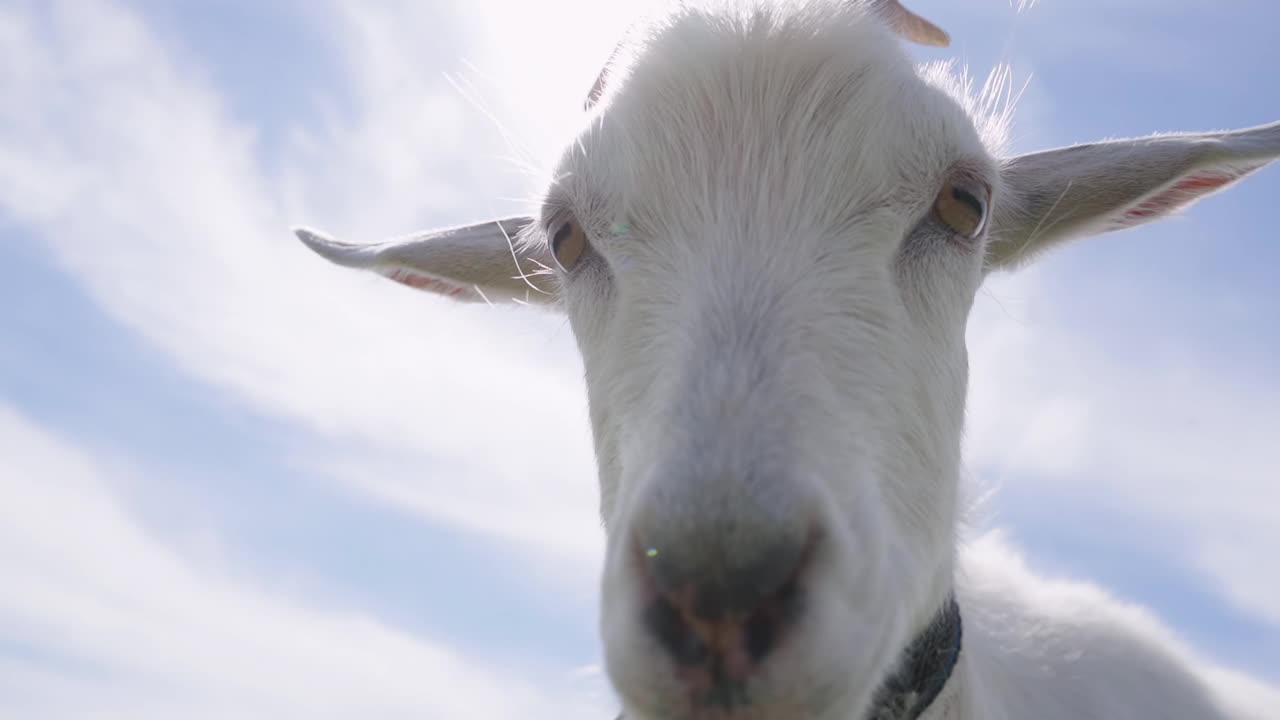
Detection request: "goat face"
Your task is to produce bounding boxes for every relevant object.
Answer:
[554,8,990,718]
[294,2,1280,718]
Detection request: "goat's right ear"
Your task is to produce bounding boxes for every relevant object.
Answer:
[986,121,1280,271]
[293,216,558,305]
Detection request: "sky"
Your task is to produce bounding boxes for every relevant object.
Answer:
[0,0,1277,717]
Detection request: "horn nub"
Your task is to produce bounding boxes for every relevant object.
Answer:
[869,0,951,47]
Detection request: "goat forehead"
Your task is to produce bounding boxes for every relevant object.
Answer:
[561,1,989,238]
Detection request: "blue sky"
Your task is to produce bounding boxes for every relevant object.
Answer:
[0,0,1277,717]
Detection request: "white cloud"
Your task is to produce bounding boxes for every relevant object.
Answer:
[1194,537,1280,629]
[965,267,1280,630]
[0,0,606,569]
[1202,666,1280,720]
[0,404,611,720]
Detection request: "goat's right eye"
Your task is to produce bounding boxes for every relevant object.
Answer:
[550,216,588,272]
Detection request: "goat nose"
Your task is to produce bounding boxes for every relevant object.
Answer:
[636,522,815,678]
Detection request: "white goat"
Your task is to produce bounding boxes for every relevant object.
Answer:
[294,2,1280,718]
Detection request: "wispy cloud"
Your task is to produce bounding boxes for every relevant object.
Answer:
[0,404,610,719]
[966,268,1280,632]
[0,0,1277,715]
[0,0,603,568]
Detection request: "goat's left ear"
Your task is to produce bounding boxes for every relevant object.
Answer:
[294,216,558,304]
[987,121,1280,270]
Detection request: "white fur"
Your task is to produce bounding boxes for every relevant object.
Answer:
[296,2,1280,718]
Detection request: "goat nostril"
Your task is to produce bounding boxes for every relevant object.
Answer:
[744,572,802,661]
[644,593,711,667]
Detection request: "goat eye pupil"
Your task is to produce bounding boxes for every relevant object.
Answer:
[552,223,573,249]
[550,217,588,271]
[952,187,984,216]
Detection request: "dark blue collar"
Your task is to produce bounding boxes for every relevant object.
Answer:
[866,594,963,720]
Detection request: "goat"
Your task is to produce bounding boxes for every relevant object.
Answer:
[293,1,1280,718]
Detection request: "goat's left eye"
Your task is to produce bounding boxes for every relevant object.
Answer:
[934,178,989,239]
[550,216,588,272]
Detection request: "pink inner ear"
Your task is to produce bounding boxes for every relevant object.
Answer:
[1121,171,1239,221]
[380,268,478,300]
